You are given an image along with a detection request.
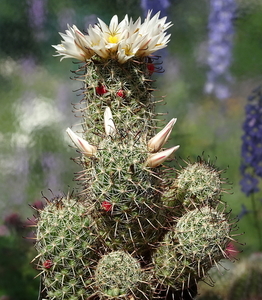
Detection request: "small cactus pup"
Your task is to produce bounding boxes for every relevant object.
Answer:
[152,205,237,297]
[94,250,151,299]
[162,157,227,212]
[33,193,98,300]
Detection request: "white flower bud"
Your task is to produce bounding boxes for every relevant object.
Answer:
[145,145,180,168]
[148,118,177,152]
[104,107,116,136]
[66,128,97,157]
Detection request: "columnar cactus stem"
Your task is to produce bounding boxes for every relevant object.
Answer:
[33,10,240,300]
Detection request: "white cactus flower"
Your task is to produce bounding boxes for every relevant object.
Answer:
[53,11,172,63]
[66,128,97,157]
[146,145,180,168]
[52,25,94,61]
[104,107,116,136]
[148,118,177,152]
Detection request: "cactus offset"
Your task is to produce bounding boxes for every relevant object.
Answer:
[163,158,225,210]
[33,11,240,300]
[34,195,97,300]
[94,250,150,299]
[153,206,232,291]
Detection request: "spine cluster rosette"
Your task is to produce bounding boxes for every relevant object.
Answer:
[33,11,240,300]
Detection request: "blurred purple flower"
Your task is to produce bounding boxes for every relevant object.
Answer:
[57,8,76,31]
[237,204,252,219]
[4,213,24,231]
[240,173,259,197]
[19,56,36,77]
[140,0,170,17]
[240,86,262,196]
[27,0,47,40]
[204,0,236,100]
[84,14,98,29]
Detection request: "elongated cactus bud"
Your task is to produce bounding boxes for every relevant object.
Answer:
[66,128,97,157]
[146,145,180,168]
[148,118,177,152]
[104,106,116,136]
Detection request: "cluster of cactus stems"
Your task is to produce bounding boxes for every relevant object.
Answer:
[31,11,239,300]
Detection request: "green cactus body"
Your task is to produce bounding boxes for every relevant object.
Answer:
[153,206,232,291]
[85,133,166,252]
[77,57,157,142]
[72,57,168,253]
[164,159,224,210]
[94,250,150,299]
[35,196,97,300]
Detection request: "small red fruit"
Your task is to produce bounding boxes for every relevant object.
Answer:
[116,89,126,98]
[102,201,112,212]
[96,85,107,96]
[43,259,53,269]
[147,63,155,75]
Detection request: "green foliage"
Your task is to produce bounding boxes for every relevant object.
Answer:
[232,3,262,77]
[0,0,39,58]
[197,254,262,300]
[227,254,262,300]
[0,228,39,300]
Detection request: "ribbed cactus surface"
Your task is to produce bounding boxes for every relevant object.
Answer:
[33,11,239,300]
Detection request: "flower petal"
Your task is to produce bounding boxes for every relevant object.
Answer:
[104,107,116,136]
[145,145,180,168]
[148,118,177,152]
[66,128,97,157]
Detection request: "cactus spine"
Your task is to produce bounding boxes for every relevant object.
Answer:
[33,11,239,300]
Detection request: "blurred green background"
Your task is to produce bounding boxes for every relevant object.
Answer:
[1,0,262,299]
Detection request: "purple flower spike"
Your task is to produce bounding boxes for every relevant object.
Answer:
[140,0,170,17]
[205,0,236,100]
[240,86,262,196]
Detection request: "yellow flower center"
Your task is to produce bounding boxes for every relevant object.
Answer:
[108,35,119,44]
[125,48,133,56]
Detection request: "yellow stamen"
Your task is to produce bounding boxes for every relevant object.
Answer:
[108,35,119,44]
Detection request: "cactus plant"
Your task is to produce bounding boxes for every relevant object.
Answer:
[33,11,239,300]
